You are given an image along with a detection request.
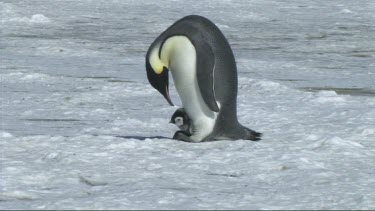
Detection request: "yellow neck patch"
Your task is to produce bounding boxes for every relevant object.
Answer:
[149,47,165,74]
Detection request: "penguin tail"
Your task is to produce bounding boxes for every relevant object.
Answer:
[239,125,262,141]
[223,124,262,141]
[246,128,262,141]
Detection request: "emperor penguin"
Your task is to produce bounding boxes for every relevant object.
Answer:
[145,15,261,142]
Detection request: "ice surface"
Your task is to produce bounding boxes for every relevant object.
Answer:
[1,0,375,209]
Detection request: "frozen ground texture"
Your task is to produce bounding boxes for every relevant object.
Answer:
[1,0,375,209]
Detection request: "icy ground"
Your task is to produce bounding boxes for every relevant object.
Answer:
[1,0,375,209]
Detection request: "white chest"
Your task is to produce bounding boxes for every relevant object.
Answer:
[162,36,217,141]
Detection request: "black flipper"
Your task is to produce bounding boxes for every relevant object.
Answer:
[195,40,220,112]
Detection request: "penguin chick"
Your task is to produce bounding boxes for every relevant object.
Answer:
[170,108,192,135]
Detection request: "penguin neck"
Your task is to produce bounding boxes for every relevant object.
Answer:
[149,36,186,73]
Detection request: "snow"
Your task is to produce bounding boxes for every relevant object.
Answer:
[1,0,375,209]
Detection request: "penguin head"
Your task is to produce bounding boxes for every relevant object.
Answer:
[169,108,190,131]
[146,43,174,106]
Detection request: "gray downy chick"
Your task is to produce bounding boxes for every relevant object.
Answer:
[170,108,192,136]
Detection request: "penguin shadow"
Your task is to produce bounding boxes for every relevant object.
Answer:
[115,135,172,140]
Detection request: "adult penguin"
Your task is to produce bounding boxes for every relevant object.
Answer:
[145,15,261,142]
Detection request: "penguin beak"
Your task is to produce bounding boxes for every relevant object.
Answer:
[146,62,174,106]
[163,81,174,106]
